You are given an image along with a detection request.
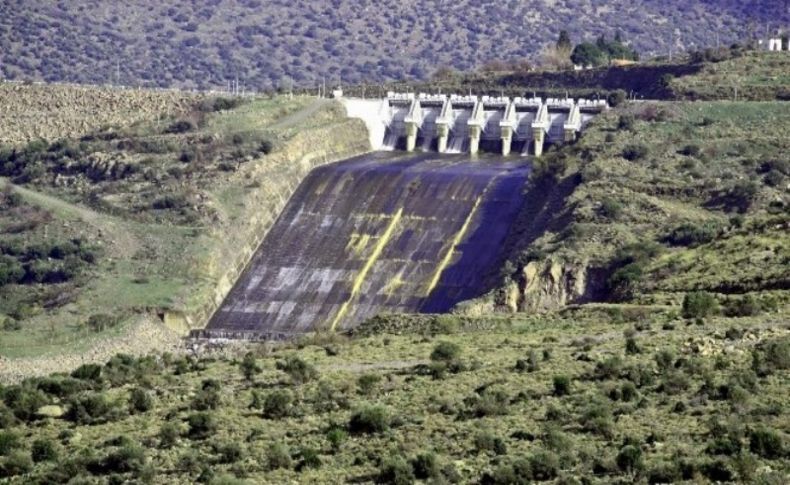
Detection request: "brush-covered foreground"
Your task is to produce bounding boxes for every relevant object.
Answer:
[0,311,787,483]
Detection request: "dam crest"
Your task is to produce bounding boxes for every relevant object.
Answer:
[344,92,608,157]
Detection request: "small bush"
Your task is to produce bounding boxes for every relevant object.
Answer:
[325,427,347,451]
[129,387,154,413]
[349,405,390,434]
[378,456,415,485]
[276,356,318,384]
[357,374,381,395]
[616,445,644,473]
[474,431,507,455]
[411,452,439,480]
[164,119,195,134]
[552,375,571,396]
[216,442,244,464]
[430,341,461,362]
[158,422,181,448]
[263,389,293,419]
[297,446,321,470]
[65,392,117,425]
[240,352,261,381]
[266,443,292,470]
[680,144,701,157]
[31,438,58,462]
[617,114,635,131]
[0,450,32,478]
[665,222,721,247]
[622,143,649,161]
[192,379,221,411]
[0,431,20,455]
[682,292,717,319]
[748,428,784,459]
[187,412,217,440]
[102,443,145,474]
[607,89,627,108]
[529,449,560,480]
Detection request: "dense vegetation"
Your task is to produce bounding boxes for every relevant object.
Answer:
[0,1,787,89]
[0,311,787,482]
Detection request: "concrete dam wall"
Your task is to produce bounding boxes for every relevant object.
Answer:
[199,152,530,338]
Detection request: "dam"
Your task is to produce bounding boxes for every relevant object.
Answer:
[197,153,529,339]
[344,92,608,156]
[196,93,605,339]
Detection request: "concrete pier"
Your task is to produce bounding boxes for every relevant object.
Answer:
[342,93,607,157]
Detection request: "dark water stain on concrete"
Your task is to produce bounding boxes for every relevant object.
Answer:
[204,152,530,337]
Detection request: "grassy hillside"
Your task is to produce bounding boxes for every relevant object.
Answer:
[480,100,789,316]
[0,86,368,372]
[0,311,787,483]
[670,51,790,101]
[1,1,787,89]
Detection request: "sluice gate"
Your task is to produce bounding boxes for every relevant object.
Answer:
[344,93,607,157]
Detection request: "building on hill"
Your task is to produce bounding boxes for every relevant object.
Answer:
[760,37,788,51]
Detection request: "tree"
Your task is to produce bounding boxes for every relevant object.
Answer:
[570,42,608,67]
[556,30,572,51]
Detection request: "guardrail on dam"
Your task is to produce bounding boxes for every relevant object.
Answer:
[194,153,530,340]
[344,93,607,157]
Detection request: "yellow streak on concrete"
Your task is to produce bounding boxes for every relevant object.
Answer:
[345,233,371,256]
[423,195,483,297]
[330,208,403,331]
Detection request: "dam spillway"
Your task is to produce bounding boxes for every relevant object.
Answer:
[200,152,530,338]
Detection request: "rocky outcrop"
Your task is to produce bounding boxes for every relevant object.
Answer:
[499,259,603,313]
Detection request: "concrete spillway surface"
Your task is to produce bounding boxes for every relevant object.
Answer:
[382,105,410,150]
[205,152,530,337]
[446,108,472,153]
[416,106,441,151]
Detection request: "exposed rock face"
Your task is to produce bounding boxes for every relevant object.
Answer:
[506,259,602,313]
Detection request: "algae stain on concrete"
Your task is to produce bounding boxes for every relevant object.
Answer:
[331,207,403,330]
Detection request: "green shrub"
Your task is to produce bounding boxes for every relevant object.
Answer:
[187,412,217,440]
[552,375,571,396]
[751,338,790,376]
[349,405,390,434]
[240,352,261,381]
[483,457,532,484]
[599,197,622,220]
[297,446,321,470]
[164,119,195,134]
[1,385,49,421]
[616,445,644,473]
[31,438,58,462]
[748,428,784,459]
[665,221,721,247]
[411,452,439,480]
[622,143,649,161]
[276,356,318,384]
[263,389,293,419]
[682,292,717,319]
[192,379,221,410]
[65,392,117,425]
[529,449,560,480]
[0,255,24,285]
[625,337,641,355]
[722,295,762,317]
[377,456,415,485]
[0,450,32,478]
[158,422,181,448]
[129,387,154,413]
[325,427,347,451]
[357,374,381,395]
[102,443,145,474]
[474,431,507,455]
[617,115,635,131]
[266,443,292,470]
[594,356,623,380]
[215,442,244,464]
[680,144,701,157]
[430,341,461,362]
[607,89,627,108]
[0,431,20,456]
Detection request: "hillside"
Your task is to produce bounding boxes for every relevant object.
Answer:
[0,86,369,378]
[1,1,788,90]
